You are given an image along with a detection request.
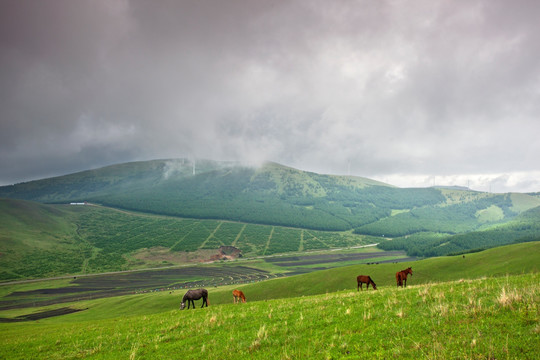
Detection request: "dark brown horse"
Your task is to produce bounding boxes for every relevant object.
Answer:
[180,289,209,309]
[396,267,413,287]
[357,275,377,291]
[232,289,246,303]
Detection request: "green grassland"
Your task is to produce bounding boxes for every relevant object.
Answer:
[0,242,538,359]
[2,194,540,282]
[0,199,379,281]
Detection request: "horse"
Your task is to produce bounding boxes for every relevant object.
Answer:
[357,275,377,291]
[180,288,209,310]
[396,267,413,287]
[232,289,246,303]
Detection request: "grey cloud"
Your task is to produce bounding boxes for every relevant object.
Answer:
[1,0,539,191]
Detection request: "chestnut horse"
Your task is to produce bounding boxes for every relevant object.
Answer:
[357,275,377,291]
[396,267,413,287]
[232,289,246,303]
[180,288,209,309]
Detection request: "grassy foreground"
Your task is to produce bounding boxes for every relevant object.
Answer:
[1,273,538,359]
[1,242,539,359]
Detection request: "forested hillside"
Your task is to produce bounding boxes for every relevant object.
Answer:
[378,205,540,256]
[1,159,540,275]
[2,159,538,234]
[0,199,376,281]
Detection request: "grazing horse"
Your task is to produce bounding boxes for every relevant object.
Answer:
[357,275,377,291]
[396,267,413,287]
[180,289,209,310]
[232,289,246,303]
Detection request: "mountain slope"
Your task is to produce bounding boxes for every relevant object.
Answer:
[0,199,88,281]
[0,199,379,281]
[378,204,540,256]
[1,159,539,253]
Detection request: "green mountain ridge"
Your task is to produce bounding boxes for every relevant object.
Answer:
[2,158,538,232]
[1,159,540,281]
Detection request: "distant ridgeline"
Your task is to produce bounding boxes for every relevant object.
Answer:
[1,158,539,259]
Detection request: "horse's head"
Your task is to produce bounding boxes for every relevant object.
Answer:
[180,302,186,310]
[408,267,413,275]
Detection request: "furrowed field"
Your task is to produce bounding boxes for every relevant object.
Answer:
[1,242,539,359]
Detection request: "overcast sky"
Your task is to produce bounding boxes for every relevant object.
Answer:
[1,0,539,193]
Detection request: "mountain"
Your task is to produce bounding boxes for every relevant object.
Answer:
[1,159,540,278]
[1,159,540,233]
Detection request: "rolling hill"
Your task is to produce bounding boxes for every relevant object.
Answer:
[0,199,381,281]
[1,159,540,281]
[0,242,538,359]
[1,159,539,232]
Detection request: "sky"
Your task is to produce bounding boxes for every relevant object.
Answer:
[1,0,539,193]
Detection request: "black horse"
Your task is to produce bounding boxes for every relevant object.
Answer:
[180,288,209,310]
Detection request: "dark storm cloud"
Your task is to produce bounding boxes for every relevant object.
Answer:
[1,0,539,192]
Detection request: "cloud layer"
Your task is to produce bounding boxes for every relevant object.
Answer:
[1,0,539,192]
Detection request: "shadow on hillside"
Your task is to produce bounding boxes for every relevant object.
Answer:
[0,307,87,322]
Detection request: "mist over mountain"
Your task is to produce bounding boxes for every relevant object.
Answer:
[1,158,539,232]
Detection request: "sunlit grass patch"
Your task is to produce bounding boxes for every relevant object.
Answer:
[497,286,522,308]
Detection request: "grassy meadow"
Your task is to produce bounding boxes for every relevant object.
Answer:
[0,199,379,281]
[1,242,538,359]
